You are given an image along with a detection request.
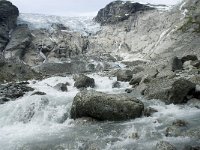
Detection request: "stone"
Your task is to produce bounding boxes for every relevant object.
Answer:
[31,91,46,96]
[54,83,68,92]
[191,60,200,68]
[181,55,198,63]
[0,82,34,104]
[156,141,177,150]
[183,145,200,150]
[129,76,142,85]
[70,90,144,121]
[187,99,200,109]
[125,88,133,93]
[166,120,189,137]
[74,74,95,89]
[117,69,133,82]
[171,56,183,72]
[143,107,158,117]
[112,81,121,88]
[145,78,196,104]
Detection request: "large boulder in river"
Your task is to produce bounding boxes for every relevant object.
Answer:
[94,1,154,25]
[0,0,19,51]
[70,90,144,121]
[144,78,196,104]
[74,74,95,89]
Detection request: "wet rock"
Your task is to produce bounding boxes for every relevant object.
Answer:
[171,56,183,72]
[145,78,196,104]
[183,145,200,150]
[129,76,142,85]
[125,88,133,93]
[0,82,34,104]
[191,60,200,68]
[74,75,95,89]
[54,83,68,92]
[143,107,158,117]
[181,55,198,63]
[70,90,144,121]
[0,97,10,104]
[135,83,147,95]
[187,99,200,109]
[112,81,121,88]
[183,127,200,139]
[166,120,189,137]
[31,91,46,96]
[79,142,100,150]
[117,69,133,82]
[95,1,154,25]
[156,141,177,150]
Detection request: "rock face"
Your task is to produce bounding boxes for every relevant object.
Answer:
[70,90,144,121]
[74,74,95,89]
[144,78,196,104]
[0,0,19,51]
[4,24,32,60]
[94,1,154,25]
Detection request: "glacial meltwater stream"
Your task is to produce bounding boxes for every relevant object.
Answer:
[0,74,199,150]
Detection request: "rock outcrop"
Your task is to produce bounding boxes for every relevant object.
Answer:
[4,24,32,60]
[144,78,196,104]
[94,1,154,25]
[70,90,144,121]
[0,0,19,51]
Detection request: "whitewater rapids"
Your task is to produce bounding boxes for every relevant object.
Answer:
[0,74,199,150]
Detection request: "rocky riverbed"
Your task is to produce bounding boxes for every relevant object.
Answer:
[0,0,200,149]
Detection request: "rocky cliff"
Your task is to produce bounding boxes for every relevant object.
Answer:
[94,1,154,25]
[0,0,19,52]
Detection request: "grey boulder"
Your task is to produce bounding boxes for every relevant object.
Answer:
[145,78,196,104]
[70,90,144,121]
[117,69,133,82]
[74,74,95,89]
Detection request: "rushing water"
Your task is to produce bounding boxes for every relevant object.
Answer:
[0,74,199,150]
